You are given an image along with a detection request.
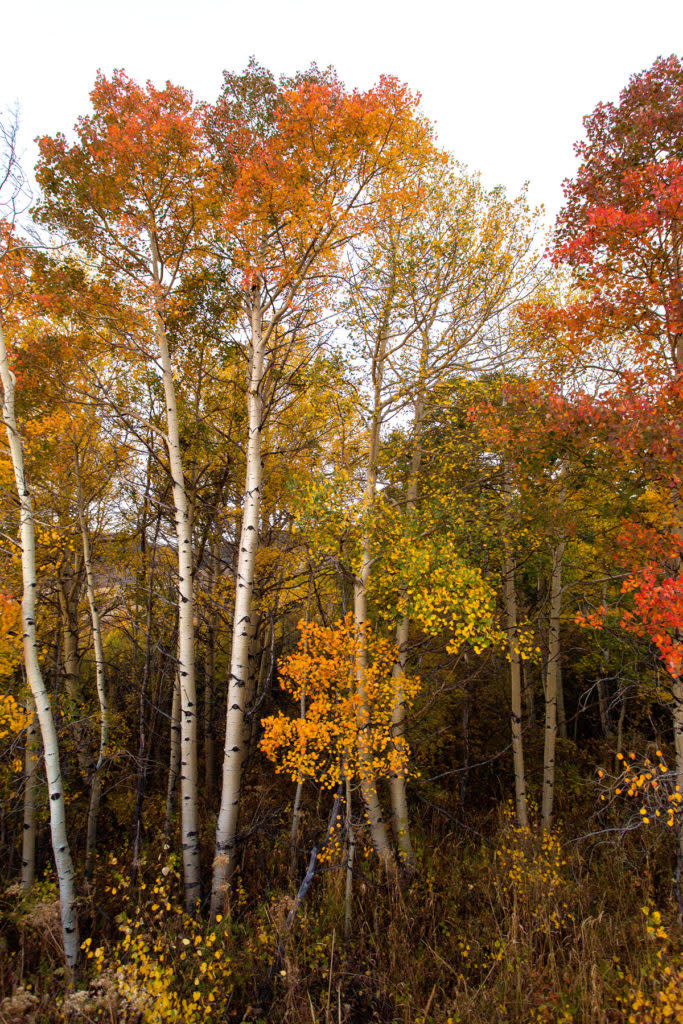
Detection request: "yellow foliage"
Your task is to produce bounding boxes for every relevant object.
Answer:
[83,858,232,1023]
[0,594,21,683]
[261,615,419,788]
[622,908,683,1023]
[0,693,28,740]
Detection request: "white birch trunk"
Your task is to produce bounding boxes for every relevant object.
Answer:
[74,459,110,879]
[354,325,395,868]
[164,670,182,836]
[289,778,304,879]
[154,310,201,911]
[204,543,219,804]
[289,573,311,879]
[541,538,565,829]
[355,542,395,867]
[211,286,265,919]
[21,694,39,891]
[0,321,80,969]
[389,386,425,871]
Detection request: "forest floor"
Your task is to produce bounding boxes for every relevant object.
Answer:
[1,758,682,1023]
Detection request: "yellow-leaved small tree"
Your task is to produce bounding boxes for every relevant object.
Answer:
[261,615,419,792]
[261,615,419,939]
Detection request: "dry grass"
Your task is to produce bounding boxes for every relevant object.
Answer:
[1,796,682,1023]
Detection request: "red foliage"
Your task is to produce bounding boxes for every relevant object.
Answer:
[621,567,683,677]
[552,55,683,372]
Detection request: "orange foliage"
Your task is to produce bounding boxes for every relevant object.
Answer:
[261,615,419,789]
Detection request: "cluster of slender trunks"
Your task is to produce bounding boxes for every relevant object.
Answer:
[5,281,683,974]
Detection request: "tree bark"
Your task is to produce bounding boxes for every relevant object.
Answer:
[212,285,265,919]
[390,615,414,867]
[154,303,201,911]
[352,315,395,869]
[21,694,39,892]
[74,457,110,881]
[388,384,425,871]
[204,543,219,805]
[556,660,568,741]
[501,462,528,829]
[164,671,182,836]
[289,679,307,880]
[344,776,355,942]
[354,560,395,867]
[0,320,80,970]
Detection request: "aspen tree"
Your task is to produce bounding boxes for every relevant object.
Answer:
[352,287,398,866]
[351,167,539,861]
[0,116,80,962]
[21,694,39,891]
[36,73,212,908]
[203,541,220,802]
[212,285,265,912]
[211,71,426,912]
[0,317,80,968]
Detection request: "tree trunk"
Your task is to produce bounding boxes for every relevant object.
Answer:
[289,779,304,880]
[556,660,568,741]
[390,611,414,869]
[352,316,395,869]
[21,694,39,892]
[212,285,265,919]
[164,671,182,836]
[0,321,80,970]
[523,659,535,727]
[154,307,201,911]
[501,463,528,829]
[354,565,395,867]
[344,776,355,942]
[73,456,110,880]
[289,679,307,879]
[204,543,219,805]
[388,385,424,871]
[597,679,613,740]
[541,538,565,829]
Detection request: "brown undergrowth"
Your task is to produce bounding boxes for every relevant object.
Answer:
[1,790,682,1024]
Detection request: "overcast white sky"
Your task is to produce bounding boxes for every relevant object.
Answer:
[2,0,683,225]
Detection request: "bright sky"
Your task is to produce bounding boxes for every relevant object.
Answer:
[3,0,683,225]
